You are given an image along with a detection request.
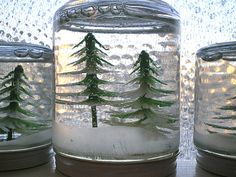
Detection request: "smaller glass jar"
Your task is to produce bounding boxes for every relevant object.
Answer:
[0,42,54,171]
[195,42,236,177]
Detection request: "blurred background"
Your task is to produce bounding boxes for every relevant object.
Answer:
[0,0,235,159]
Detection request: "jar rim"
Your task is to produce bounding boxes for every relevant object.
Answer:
[197,41,236,62]
[57,0,179,17]
[54,0,179,32]
[0,42,53,62]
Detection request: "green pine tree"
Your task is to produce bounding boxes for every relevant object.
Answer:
[0,65,46,141]
[57,33,118,128]
[207,96,236,134]
[111,50,177,130]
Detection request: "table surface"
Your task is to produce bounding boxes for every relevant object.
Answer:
[0,157,220,177]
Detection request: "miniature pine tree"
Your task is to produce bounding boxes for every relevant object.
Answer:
[206,96,236,133]
[57,33,118,128]
[111,50,177,130]
[0,65,45,141]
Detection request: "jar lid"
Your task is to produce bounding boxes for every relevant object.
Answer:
[197,41,236,62]
[0,42,53,62]
[54,0,179,32]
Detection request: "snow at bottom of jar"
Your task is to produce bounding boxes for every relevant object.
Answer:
[0,129,52,151]
[194,124,236,157]
[53,123,179,161]
[0,62,53,150]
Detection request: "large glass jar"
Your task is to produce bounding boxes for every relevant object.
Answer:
[0,42,54,171]
[195,42,236,177]
[53,0,180,176]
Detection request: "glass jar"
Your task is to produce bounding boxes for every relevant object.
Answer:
[195,42,236,177]
[53,0,180,176]
[0,42,54,171]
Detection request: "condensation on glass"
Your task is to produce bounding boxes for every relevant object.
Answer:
[0,42,54,170]
[195,42,236,177]
[53,0,180,163]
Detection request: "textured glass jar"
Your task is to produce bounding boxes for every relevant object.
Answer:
[195,42,236,177]
[53,0,180,176]
[0,42,54,171]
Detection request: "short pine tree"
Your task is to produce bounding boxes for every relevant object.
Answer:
[57,33,118,128]
[0,65,46,141]
[206,96,236,134]
[111,50,177,130]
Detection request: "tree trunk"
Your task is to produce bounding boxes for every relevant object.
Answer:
[91,106,98,128]
[7,128,13,141]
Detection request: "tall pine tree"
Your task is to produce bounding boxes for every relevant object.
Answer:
[111,50,177,130]
[57,33,118,128]
[0,65,45,141]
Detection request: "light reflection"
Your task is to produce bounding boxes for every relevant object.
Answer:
[208,72,213,76]
[209,89,216,94]
[227,65,235,74]
[222,87,227,92]
[220,60,226,65]
[224,130,231,134]
[203,79,209,84]
[231,78,236,85]
[226,101,232,105]
[215,66,221,72]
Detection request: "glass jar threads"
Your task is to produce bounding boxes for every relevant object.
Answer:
[53,0,180,176]
[0,42,54,171]
[195,42,236,177]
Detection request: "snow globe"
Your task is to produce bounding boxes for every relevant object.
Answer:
[53,0,180,177]
[0,42,54,171]
[195,42,236,177]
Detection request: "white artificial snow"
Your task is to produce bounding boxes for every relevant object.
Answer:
[0,129,52,151]
[194,125,236,155]
[53,123,179,160]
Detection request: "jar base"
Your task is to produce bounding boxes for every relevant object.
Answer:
[197,149,236,177]
[55,153,177,177]
[0,144,53,171]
